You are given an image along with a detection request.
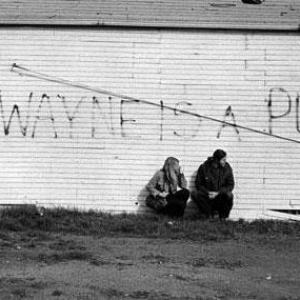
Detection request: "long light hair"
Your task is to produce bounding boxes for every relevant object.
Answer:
[162,157,180,194]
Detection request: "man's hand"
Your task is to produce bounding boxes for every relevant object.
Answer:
[208,191,219,199]
[159,191,168,198]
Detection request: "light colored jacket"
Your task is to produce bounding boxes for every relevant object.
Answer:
[146,170,187,197]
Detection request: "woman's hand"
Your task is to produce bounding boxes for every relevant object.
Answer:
[159,191,168,198]
[179,165,184,174]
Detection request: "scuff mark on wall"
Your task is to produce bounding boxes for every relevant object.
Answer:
[210,3,236,8]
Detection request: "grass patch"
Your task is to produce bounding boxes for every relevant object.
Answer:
[48,239,86,251]
[51,289,63,296]
[11,288,26,298]
[36,250,93,264]
[191,257,244,270]
[0,206,299,242]
[0,277,48,299]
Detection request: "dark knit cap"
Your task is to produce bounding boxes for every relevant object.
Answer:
[213,149,227,160]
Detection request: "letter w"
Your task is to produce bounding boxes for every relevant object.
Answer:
[0,91,32,136]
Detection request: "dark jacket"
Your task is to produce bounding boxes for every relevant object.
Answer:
[195,157,234,194]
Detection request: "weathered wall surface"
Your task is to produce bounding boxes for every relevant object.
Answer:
[0,0,299,30]
[0,27,299,218]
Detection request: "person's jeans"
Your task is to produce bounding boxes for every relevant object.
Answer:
[191,189,233,219]
[146,188,190,217]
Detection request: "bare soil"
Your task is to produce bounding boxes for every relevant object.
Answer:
[0,230,299,300]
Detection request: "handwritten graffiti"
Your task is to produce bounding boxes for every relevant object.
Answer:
[0,92,32,136]
[266,87,300,136]
[296,94,300,134]
[32,94,58,138]
[120,99,138,138]
[217,106,241,141]
[58,94,85,139]
[4,63,300,144]
[173,101,201,139]
[0,90,202,140]
[93,96,115,137]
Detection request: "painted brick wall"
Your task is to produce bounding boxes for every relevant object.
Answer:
[0,27,299,218]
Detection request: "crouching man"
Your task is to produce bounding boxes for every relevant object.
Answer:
[192,149,234,219]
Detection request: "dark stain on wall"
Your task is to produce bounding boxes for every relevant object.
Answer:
[241,0,264,4]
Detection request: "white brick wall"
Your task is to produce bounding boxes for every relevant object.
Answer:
[0,27,299,218]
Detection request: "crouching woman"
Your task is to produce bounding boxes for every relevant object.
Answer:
[145,157,190,217]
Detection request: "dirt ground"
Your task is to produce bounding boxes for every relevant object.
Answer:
[0,231,299,300]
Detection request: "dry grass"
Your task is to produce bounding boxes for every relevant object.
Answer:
[0,205,299,243]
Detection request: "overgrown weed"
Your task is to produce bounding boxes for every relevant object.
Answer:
[0,206,299,242]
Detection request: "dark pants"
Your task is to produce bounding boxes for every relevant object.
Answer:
[146,189,190,217]
[191,189,233,219]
